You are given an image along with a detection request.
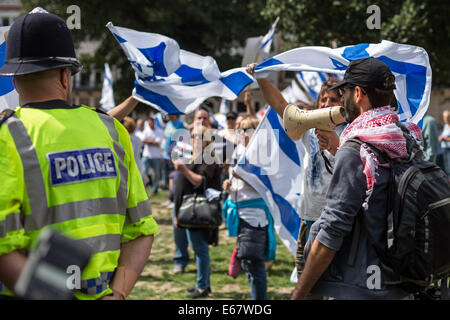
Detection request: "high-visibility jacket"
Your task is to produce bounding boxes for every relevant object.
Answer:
[0,100,158,300]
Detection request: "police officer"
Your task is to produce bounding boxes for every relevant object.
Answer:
[0,10,158,300]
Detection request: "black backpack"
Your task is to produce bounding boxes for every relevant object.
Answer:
[344,126,450,293]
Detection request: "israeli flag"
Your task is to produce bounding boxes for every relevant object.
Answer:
[258,17,280,55]
[154,112,164,130]
[0,26,19,112]
[296,71,329,101]
[99,63,115,111]
[234,107,305,258]
[282,78,313,105]
[254,40,432,124]
[219,98,229,114]
[107,23,254,115]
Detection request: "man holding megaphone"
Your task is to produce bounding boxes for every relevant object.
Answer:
[246,64,346,292]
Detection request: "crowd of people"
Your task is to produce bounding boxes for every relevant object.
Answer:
[1,10,450,301]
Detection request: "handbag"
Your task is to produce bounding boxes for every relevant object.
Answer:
[228,247,242,279]
[177,178,222,229]
[236,220,267,261]
[178,193,222,228]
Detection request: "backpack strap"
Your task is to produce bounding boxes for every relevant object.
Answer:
[342,138,390,164]
[0,109,16,128]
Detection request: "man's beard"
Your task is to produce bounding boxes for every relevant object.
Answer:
[343,96,360,123]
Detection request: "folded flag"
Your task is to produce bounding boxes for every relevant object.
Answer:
[0,26,19,112]
[107,22,254,115]
[254,40,432,124]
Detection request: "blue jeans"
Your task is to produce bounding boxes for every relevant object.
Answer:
[186,229,211,290]
[143,157,161,192]
[172,208,189,268]
[241,259,267,300]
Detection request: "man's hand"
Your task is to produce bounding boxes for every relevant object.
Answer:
[222,179,231,192]
[246,63,258,76]
[100,290,125,300]
[291,240,336,300]
[172,159,187,172]
[316,129,340,156]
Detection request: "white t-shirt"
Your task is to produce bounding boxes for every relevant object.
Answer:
[229,176,268,228]
[441,124,450,149]
[142,126,164,159]
[299,124,347,221]
[129,134,143,171]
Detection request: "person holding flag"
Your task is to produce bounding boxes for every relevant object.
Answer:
[290,57,422,300]
[222,116,277,300]
[246,63,345,283]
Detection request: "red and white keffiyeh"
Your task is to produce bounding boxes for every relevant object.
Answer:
[339,106,422,209]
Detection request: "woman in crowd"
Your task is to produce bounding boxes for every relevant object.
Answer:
[172,124,222,298]
[222,117,277,300]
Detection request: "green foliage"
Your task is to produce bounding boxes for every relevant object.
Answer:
[20,0,270,103]
[262,0,450,87]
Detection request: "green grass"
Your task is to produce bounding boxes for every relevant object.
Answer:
[128,189,296,300]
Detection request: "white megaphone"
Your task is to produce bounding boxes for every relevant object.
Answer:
[283,105,346,141]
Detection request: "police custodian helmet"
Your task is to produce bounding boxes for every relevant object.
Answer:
[0,8,83,76]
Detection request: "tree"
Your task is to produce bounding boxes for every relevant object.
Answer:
[20,0,270,105]
[262,0,450,87]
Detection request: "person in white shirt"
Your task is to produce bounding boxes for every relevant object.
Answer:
[142,116,164,194]
[122,117,149,187]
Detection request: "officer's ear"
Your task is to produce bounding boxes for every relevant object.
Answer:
[59,68,71,90]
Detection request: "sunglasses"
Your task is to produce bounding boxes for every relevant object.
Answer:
[338,85,367,96]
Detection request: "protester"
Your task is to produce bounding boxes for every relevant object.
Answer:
[194,105,212,128]
[162,114,185,191]
[172,124,222,298]
[288,57,422,299]
[122,116,149,186]
[0,11,157,300]
[222,117,276,300]
[141,116,164,194]
[246,63,345,281]
[135,118,146,141]
[421,113,441,163]
[439,110,450,177]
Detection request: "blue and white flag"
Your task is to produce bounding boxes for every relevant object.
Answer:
[254,40,432,124]
[296,71,329,101]
[282,78,313,105]
[0,26,19,112]
[154,112,164,130]
[107,22,254,115]
[99,63,115,111]
[219,98,229,114]
[234,107,306,258]
[258,17,280,55]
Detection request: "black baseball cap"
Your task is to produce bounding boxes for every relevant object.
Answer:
[226,111,237,120]
[0,10,82,76]
[329,57,396,91]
